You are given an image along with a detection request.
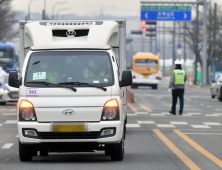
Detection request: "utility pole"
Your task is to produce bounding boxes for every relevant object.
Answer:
[194,0,199,85]
[163,21,165,77]
[212,3,217,81]
[155,22,158,55]
[172,22,176,66]
[184,23,187,70]
[150,36,153,53]
[202,0,208,85]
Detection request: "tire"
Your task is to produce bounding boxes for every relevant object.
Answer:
[211,91,215,98]
[105,149,111,156]
[111,139,124,161]
[40,150,48,156]
[32,150,38,156]
[19,141,33,161]
[218,87,222,101]
[131,84,138,89]
[152,84,158,90]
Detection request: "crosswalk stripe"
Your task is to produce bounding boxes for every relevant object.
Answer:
[4,120,17,124]
[1,143,14,149]
[3,113,16,116]
[153,129,201,170]
[174,130,222,168]
[126,124,140,128]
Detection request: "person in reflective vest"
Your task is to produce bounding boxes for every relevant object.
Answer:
[169,60,187,115]
[83,59,105,79]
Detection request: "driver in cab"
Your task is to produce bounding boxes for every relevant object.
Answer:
[83,59,106,79]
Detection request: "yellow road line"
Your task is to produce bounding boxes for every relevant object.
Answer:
[153,129,201,170]
[127,102,138,112]
[174,129,222,168]
[134,99,152,112]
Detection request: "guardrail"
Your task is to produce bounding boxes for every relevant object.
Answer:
[127,87,134,103]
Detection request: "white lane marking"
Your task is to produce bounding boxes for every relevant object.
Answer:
[182,114,193,116]
[16,135,19,137]
[161,112,171,115]
[126,124,140,128]
[184,133,222,135]
[8,109,16,111]
[1,143,14,149]
[0,124,2,127]
[156,124,175,128]
[4,120,17,124]
[207,106,212,108]
[127,114,137,116]
[184,97,191,101]
[136,112,149,115]
[170,121,188,125]
[150,114,165,116]
[215,109,221,111]
[3,113,16,116]
[204,114,219,117]
[191,125,211,129]
[187,113,202,115]
[137,121,155,124]
[200,104,204,106]
[203,122,222,125]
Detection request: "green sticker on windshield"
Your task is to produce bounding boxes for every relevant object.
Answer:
[93,80,99,83]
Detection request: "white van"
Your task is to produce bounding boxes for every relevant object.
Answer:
[8,20,132,161]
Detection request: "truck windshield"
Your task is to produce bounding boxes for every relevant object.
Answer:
[0,50,14,64]
[25,51,114,87]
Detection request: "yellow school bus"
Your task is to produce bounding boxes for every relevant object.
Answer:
[131,52,161,89]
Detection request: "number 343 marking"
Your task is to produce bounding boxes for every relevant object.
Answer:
[27,89,39,97]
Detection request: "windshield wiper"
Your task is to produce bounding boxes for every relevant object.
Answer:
[26,81,77,92]
[58,81,107,91]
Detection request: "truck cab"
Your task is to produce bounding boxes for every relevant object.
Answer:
[9,20,132,161]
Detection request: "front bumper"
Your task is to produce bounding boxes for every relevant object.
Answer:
[18,121,123,144]
[1,92,19,102]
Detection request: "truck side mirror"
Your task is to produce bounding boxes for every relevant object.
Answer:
[120,70,132,87]
[212,80,216,83]
[9,71,19,88]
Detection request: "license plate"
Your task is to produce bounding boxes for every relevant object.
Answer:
[12,94,19,98]
[143,75,149,78]
[51,123,88,132]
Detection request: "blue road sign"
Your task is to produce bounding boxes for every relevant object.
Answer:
[141,11,191,21]
[177,44,182,49]
[157,49,161,53]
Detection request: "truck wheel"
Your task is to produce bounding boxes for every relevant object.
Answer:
[218,88,222,101]
[152,84,158,90]
[32,150,38,156]
[105,149,111,156]
[40,150,48,156]
[111,139,124,161]
[19,141,33,161]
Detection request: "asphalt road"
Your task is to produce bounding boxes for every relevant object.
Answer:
[1,80,222,170]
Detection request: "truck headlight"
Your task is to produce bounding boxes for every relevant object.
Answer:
[0,89,9,93]
[101,99,119,121]
[19,100,37,121]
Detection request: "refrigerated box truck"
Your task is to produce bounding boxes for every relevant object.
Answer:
[8,20,132,161]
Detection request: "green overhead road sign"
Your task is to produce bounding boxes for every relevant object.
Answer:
[141,6,192,11]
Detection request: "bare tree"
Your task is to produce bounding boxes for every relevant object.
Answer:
[183,2,222,84]
[0,0,18,41]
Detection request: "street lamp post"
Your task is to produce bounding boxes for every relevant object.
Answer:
[28,0,38,20]
[52,2,67,20]
[56,8,70,20]
[43,0,47,20]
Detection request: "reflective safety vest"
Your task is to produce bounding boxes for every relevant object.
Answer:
[174,70,185,85]
[83,68,105,79]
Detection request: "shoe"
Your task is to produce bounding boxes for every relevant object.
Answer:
[179,111,183,115]
[169,111,176,115]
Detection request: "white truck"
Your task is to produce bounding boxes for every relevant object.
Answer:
[8,20,132,161]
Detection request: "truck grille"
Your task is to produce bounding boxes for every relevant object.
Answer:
[7,91,19,99]
[38,132,100,139]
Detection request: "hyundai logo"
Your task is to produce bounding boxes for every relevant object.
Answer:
[66,30,76,37]
[62,109,75,116]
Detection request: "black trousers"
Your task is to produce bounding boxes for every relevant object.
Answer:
[171,89,185,113]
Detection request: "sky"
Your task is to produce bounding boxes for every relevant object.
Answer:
[11,0,222,18]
